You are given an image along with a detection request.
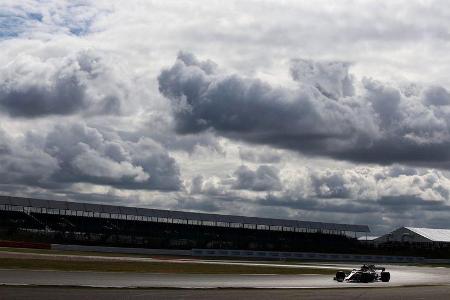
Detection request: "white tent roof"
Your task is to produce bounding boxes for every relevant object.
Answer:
[406,227,450,243]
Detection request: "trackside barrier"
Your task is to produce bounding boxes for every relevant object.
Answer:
[48,244,428,263]
[51,244,191,256]
[424,258,450,264]
[191,249,425,263]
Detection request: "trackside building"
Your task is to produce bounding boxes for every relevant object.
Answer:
[374,227,450,248]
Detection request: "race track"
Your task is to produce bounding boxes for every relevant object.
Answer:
[3,286,450,300]
[0,263,448,288]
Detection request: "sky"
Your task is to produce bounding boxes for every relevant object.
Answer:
[1,0,450,234]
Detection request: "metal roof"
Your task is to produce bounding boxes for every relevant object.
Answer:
[358,236,379,241]
[0,195,370,233]
[406,227,450,243]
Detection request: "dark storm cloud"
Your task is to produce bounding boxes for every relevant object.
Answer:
[184,165,450,234]
[176,195,222,213]
[44,123,182,190]
[0,50,124,117]
[310,171,351,199]
[303,166,450,205]
[131,113,224,154]
[189,175,204,194]
[232,165,282,191]
[251,167,450,228]
[0,129,59,185]
[376,195,444,210]
[259,194,377,214]
[423,86,450,106]
[0,123,182,191]
[158,52,450,169]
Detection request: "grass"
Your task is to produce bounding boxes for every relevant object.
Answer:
[0,257,336,275]
[0,247,343,265]
[0,247,151,258]
[0,247,320,264]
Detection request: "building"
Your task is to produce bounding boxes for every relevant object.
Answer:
[357,235,379,245]
[0,195,370,252]
[374,227,450,248]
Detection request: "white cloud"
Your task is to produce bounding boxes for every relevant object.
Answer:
[2,0,450,233]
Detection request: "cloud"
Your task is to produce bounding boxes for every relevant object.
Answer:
[0,128,59,185]
[310,171,352,199]
[188,164,282,194]
[232,165,282,191]
[189,175,204,194]
[0,49,125,117]
[251,166,450,233]
[182,164,450,234]
[135,112,224,154]
[0,122,182,191]
[4,0,450,234]
[43,123,182,190]
[423,86,450,106]
[238,146,281,164]
[159,52,450,169]
[188,175,229,196]
[283,166,450,204]
[1,1,104,39]
[290,58,354,99]
[71,146,150,183]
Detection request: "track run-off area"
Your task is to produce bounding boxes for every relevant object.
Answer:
[0,249,449,289]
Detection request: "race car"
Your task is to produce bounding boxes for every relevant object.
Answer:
[334,264,390,283]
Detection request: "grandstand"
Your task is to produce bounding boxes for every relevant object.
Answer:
[0,195,369,253]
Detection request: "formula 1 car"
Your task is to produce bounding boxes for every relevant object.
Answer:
[334,264,390,283]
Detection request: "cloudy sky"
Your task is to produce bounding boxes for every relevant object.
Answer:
[2,0,450,234]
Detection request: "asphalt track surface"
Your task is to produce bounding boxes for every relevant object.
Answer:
[1,258,450,300]
[0,263,449,288]
[1,286,450,300]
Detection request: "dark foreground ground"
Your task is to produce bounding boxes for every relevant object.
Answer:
[1,286,449,300]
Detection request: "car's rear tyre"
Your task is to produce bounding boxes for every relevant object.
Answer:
[381,271,390,282]
[335,271,346,282]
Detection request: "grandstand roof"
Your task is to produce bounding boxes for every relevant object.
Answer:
[0,195,370,233]
[405,227,450,243]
